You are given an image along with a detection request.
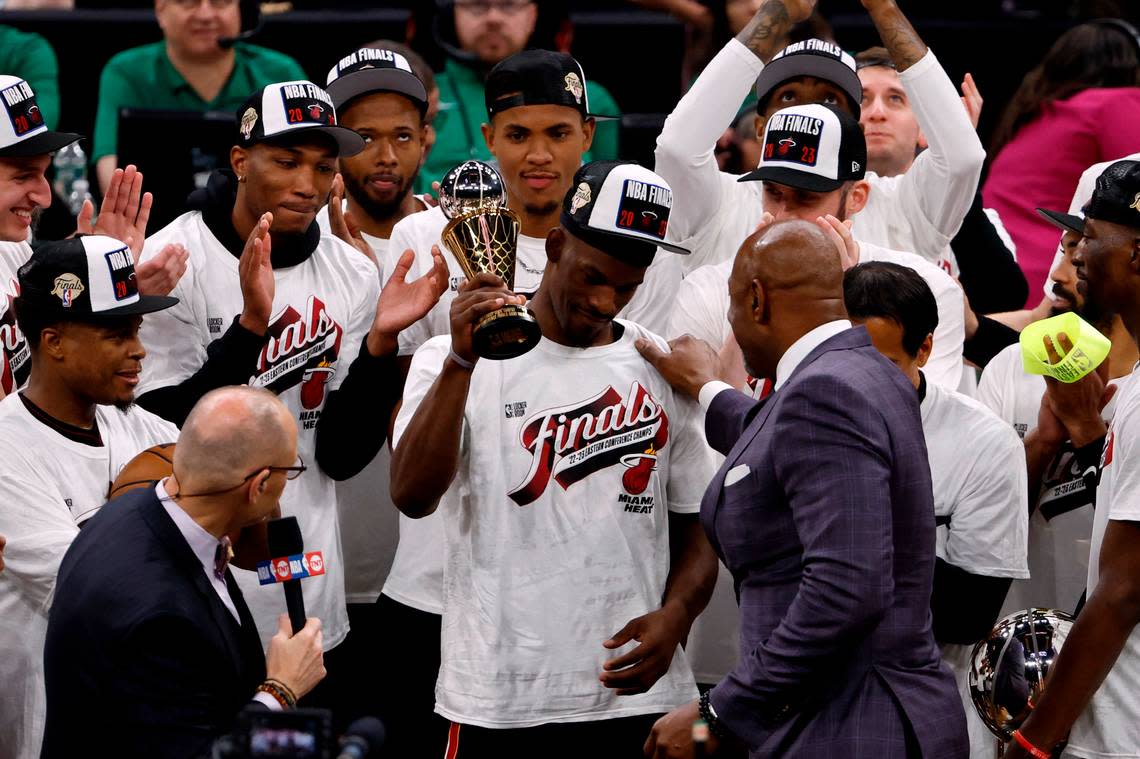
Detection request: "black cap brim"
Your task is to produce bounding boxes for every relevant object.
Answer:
[738,165,843,193]
[258,125,366,158]
[89,294,180,317]
[1036,208,1085,236]
[326,69,428,111]
[0,130,82,158]
[756,56,862,118]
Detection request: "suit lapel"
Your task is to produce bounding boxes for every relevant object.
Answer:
[138,491,250,674]
[225,569,268,682]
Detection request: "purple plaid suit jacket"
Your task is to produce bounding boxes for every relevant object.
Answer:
[701,327,967,758]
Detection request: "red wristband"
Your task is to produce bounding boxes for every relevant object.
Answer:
[1012,729,1050,759]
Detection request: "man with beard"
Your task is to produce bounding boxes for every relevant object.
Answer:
[390,161,716,756]
[318,44,432,270]
[380,49,601,752]
[978,215,1137,620]
[0,236,180,759]
[134,80,448,723]
[1000,160,1140,759]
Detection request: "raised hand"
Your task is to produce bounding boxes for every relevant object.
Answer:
[328,174,378,270]
[815,214,859,270]
[133,240,188,297]
[366,245,451,356]
[238,213,275,336]
[78,165,153,259]
[737,0,819,62]
[1041,332,1115,447]
[960,73,983,129]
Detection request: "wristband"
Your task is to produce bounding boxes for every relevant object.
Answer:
[257,678,297,709]
[1011,729,1050,759]
[447,349,476,371]
[1020,313,1110,383]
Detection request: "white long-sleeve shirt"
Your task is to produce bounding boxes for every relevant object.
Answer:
[654,39,986,274]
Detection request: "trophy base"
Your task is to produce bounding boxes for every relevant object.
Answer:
[473,304,542,360]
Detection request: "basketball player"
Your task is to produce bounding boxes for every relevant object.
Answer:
[389,161,717,755]
[0,236,180,759]
[134,80,448,718]
[654,0,984,273]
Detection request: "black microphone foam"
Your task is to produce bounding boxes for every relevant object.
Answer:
[336,717,386,759]
[266,516,306,634]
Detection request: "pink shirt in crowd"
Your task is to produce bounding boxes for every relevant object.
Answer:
[982,87,1140,305]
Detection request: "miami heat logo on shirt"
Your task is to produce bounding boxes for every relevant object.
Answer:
[250,295,343,410]
[508,381,669,506]
[0,283,29,395]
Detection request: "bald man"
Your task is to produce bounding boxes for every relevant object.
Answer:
[640,221,967,758]
[43,387,326,759]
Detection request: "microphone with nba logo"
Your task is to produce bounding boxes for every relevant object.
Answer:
[260,516,325,634]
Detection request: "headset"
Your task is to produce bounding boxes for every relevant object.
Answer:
[1091,17,1140,58]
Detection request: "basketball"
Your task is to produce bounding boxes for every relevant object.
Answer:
[109,443,176,499]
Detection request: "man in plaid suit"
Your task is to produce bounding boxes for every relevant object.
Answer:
[639,220,968,758]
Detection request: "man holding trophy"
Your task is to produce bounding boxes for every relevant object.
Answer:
[389,160,718,755]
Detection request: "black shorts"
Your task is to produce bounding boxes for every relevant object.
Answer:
[442,713,662,759]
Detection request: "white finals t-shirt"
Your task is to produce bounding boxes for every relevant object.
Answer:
[0,396,178,759]
[395,322,713,727]
[139,211,380,650]
[0,240,32,395]
[1066,370,1140,758]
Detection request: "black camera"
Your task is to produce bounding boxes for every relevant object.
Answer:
[212,708,333,759]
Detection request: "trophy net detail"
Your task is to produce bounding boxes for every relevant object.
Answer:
[442,208,522,289]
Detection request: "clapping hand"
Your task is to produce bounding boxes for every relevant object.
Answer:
[328,174,379,270]
[366,246,451,356]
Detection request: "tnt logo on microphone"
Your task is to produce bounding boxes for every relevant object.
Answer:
[304,552,325,576]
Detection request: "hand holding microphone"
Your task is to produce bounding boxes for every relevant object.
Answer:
[265,613,326,701]
[262,516,326,700]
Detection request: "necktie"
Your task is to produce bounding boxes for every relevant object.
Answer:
[214,535,233,580]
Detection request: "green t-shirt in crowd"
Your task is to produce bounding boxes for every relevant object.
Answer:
[419,57,621,195]
[93,41,306,161]
[0,25,61,129]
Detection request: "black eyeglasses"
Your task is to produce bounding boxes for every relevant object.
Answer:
[170,455,307,500]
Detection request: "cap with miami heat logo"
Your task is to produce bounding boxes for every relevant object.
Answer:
[325,46,428,112]
[235,80,365,157]
[0,75,81,158]
[738,103,866,193]
[17,235,178,319]
[561,160,690,263]
[755,39,862,118]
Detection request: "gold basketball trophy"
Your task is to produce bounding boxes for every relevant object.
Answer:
[438,160,541,360]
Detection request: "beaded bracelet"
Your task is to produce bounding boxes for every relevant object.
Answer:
[698,689,731,740]
[256,679,297,709]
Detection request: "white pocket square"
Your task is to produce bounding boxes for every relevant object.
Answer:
[725,464,750,487]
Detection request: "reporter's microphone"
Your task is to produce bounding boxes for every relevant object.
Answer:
[266,516,307,634]
[335,717,386,759]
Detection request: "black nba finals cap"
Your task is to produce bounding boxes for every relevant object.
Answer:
[1038,160,1140,236]
[755,38,862,118]
[0,75,81,158]
[561,160,690,264]
[236,80,365,157]
[17,236,178,318]
[325,46,428,113]
[738,103,866,192]
[485,50,614,120]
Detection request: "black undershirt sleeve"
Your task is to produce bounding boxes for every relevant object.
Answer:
[963,315,1020,370]
[952,193,1030,314]
[314,339,401,481]
[931,557,1013,645]
[136,317,268,427]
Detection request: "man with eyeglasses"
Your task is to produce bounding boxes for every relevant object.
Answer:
[0,235,182,759]
[92,0,305,194]
[42,386,327,759]
[419,0,621,194]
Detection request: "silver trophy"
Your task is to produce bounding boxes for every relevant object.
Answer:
[438,160,541,360]
[970,608,1074,749]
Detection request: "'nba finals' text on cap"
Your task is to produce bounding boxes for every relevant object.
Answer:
[17,235,178,318]
[484,50,615,120]
[561,160,690,264]
[325,46,428,113]
[235,80,365,157]
[0,75,81,158]
[1083,159,1140,230]
[737,103,866,193]
[754,38,863,118]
